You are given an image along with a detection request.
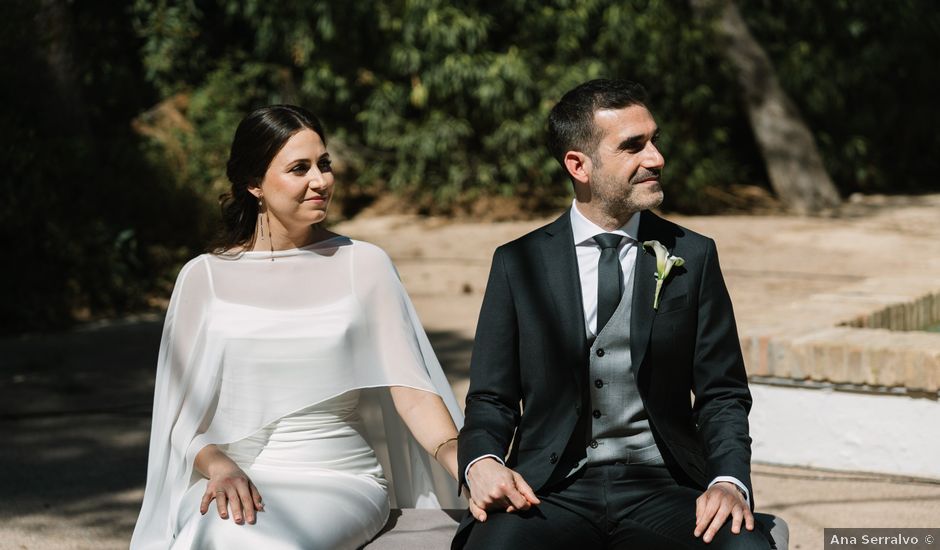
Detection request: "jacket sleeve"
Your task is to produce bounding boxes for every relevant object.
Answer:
[458,246,522,490]
[691,238,755,508]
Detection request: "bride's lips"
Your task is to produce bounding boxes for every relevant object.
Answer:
[304,195,329,202]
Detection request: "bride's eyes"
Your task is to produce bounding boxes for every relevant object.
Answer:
[289,159,331,174]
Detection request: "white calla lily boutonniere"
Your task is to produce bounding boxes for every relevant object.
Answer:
[643,240,685,310]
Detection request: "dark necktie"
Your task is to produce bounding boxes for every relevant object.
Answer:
[594,233,624,332]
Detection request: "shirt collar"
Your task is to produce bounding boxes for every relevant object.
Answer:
[570,199,641,246]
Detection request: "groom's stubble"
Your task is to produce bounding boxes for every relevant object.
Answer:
[589,163,664,221]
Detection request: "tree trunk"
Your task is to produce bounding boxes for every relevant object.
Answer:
[35,0,89,132]
[691,0,841,214]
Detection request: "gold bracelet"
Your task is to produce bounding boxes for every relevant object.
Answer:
[433,436,458,460]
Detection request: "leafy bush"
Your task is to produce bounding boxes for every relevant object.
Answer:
[5,0,938,331]
[132,0,760,213]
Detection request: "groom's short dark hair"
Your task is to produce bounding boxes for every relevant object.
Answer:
[548,79,648,170]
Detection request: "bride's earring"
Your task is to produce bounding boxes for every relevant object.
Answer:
[257,198,264,241]
[258,196,274,261]
[266,209,274,262]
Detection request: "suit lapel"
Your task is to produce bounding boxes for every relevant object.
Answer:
[631,210,658,374]
[540,211,588,391]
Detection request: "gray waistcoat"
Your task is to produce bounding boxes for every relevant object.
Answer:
[584,266,664,467]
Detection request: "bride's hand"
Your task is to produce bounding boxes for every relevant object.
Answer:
[196,446,264,524]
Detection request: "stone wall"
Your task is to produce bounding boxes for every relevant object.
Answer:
[741,278,940,394]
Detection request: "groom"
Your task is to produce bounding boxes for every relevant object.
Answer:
[454,79,771,549]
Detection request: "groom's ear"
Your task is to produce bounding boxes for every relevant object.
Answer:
[563,151,592,185]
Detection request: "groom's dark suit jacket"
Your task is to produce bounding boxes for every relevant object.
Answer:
[455,209,754,542]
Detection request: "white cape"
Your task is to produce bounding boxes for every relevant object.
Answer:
[131,237,463,550]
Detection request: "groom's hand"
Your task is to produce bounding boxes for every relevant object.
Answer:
[694,481,754,543]
[466,458,540,522]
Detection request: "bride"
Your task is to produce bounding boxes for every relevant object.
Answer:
[131,105,466,549]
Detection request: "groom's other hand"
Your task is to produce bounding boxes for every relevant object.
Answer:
[466,458,540,521]
[694,481,754,543]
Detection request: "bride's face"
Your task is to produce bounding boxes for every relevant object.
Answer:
[254,128,334,229]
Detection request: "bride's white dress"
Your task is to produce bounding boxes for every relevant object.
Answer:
[175,392,389,549]
[131,237,462,550]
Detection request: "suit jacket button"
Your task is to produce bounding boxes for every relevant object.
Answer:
[596,348,605,357]
[590,440,599,449]
[594,379,604,388]
[592,409,601,419]
[549,453,558,464]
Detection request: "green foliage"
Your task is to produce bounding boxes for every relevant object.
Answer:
[6,0,938,331]
[131,0,757,212]
[740,0,940,193]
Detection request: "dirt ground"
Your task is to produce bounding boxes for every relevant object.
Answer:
[2,194,939,550]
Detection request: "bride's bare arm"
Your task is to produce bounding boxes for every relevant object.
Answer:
[389,386,460,479]
[194,444,264,524]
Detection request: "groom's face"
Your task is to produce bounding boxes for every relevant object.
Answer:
[588,105,665,215]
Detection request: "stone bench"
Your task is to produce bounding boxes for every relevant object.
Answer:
[365,509,789,549]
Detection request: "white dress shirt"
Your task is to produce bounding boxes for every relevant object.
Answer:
[466,200,750,504]
[569,201,641,338]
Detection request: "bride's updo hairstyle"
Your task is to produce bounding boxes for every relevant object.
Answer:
[213,104,327,253]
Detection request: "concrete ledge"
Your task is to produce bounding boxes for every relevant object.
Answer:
[750,383,940,480]
[742,280,940,479]
[365,509,790,550]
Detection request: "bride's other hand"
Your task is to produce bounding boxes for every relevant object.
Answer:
[195,444,264,524]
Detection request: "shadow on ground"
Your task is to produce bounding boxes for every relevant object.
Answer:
[1,318,162,540]
[0,318,474,543]
[427,330,474,380]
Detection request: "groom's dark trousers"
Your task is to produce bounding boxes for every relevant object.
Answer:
[454,210,772,550]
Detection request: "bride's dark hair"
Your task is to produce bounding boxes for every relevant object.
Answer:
[212,104,327,253]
